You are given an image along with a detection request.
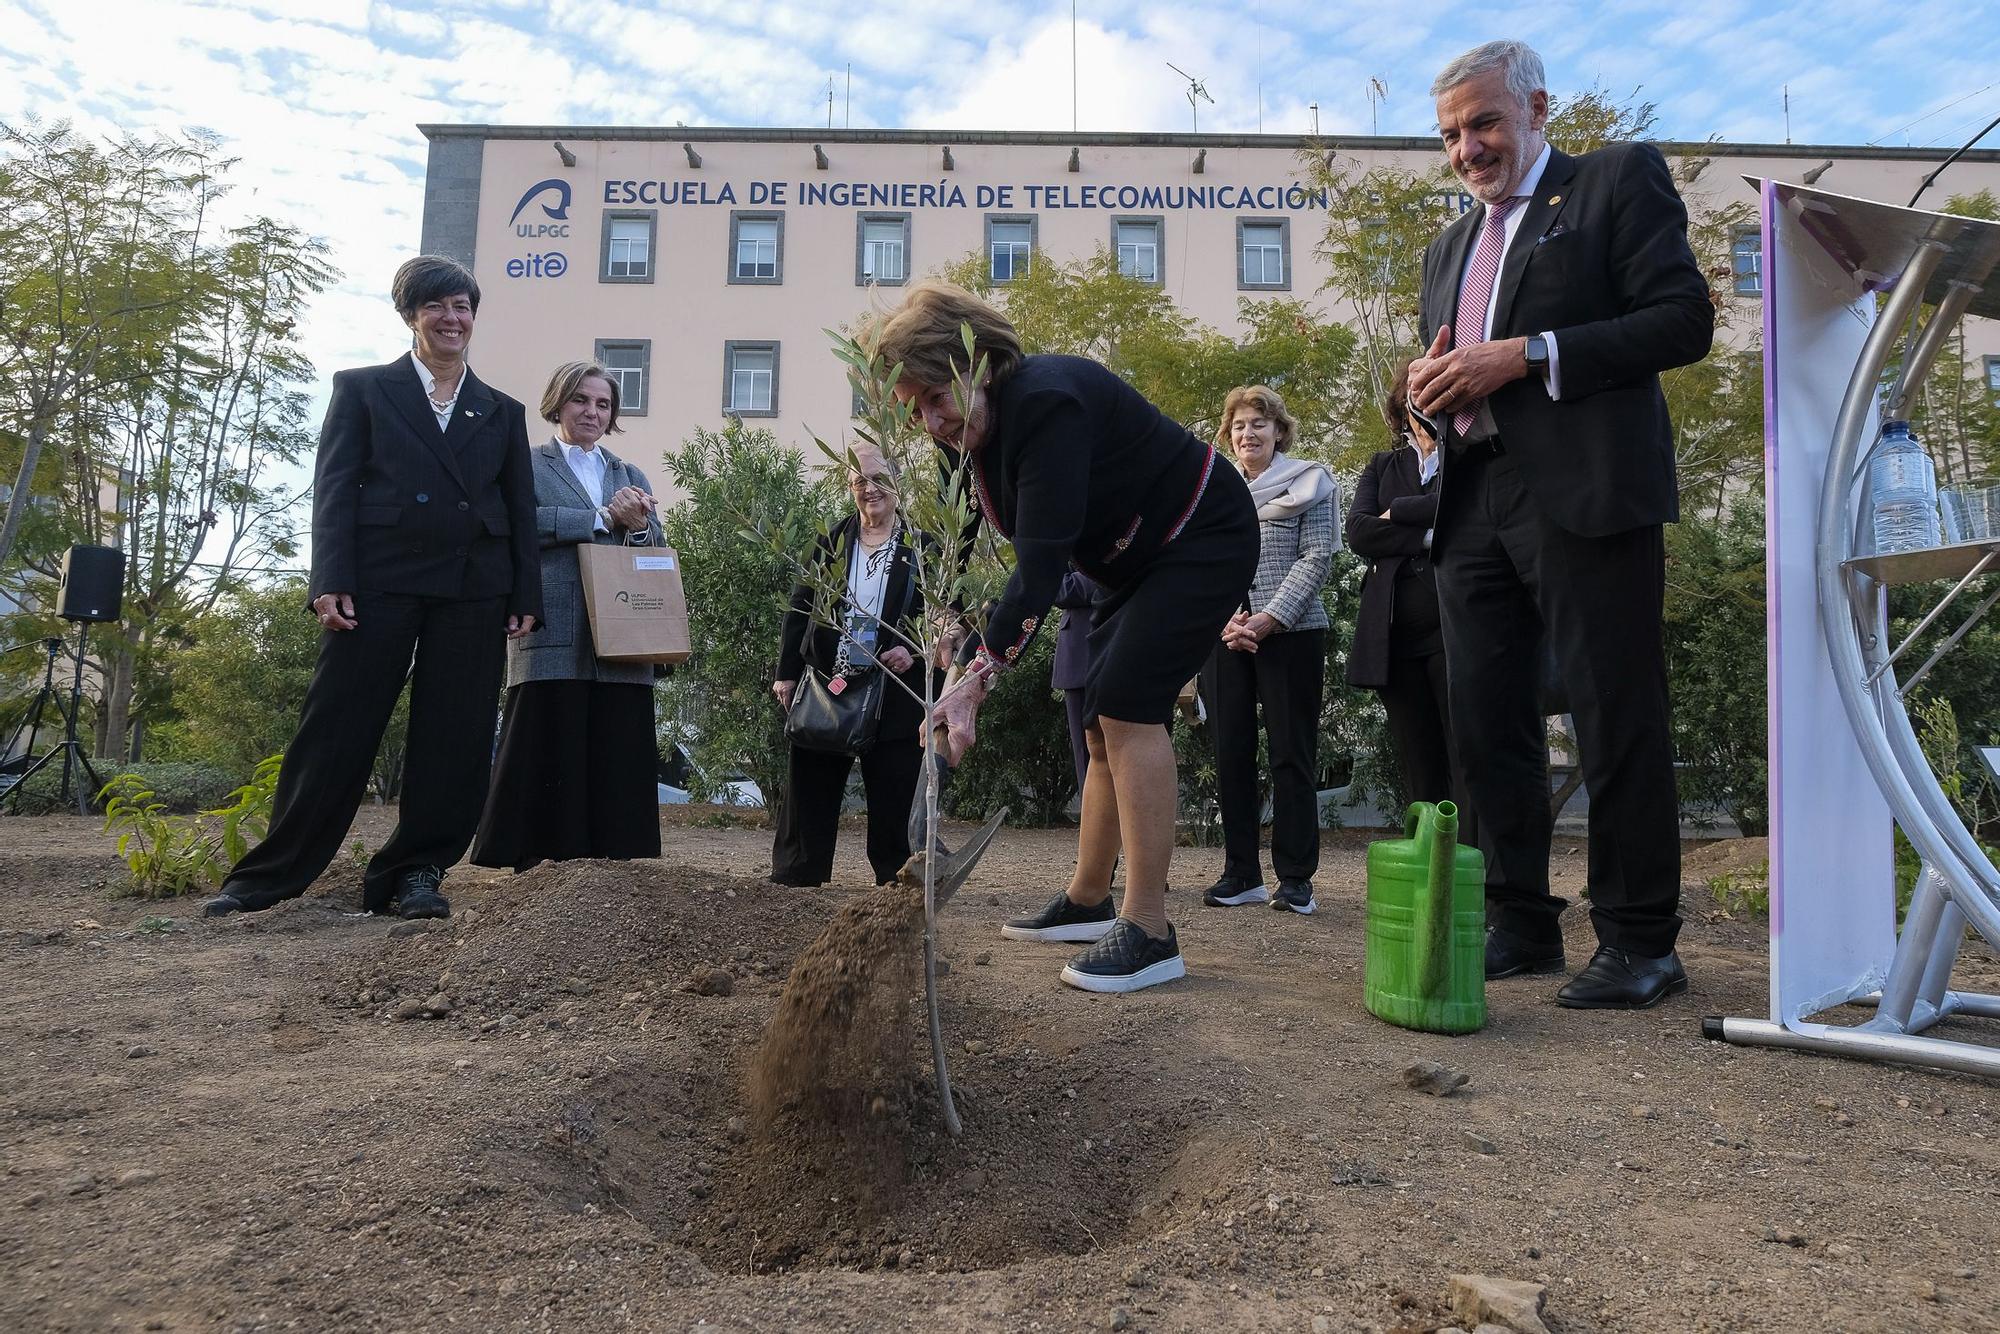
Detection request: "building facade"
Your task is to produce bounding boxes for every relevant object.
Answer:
[419,125,2000,486]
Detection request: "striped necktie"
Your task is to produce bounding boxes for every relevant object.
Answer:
[1452,197,1521,438]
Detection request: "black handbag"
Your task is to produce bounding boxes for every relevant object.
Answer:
[783,535,915,755]
[784,664,888,755]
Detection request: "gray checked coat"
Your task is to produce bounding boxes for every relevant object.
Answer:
[504,439,665,689]
[1244,484,1339,633]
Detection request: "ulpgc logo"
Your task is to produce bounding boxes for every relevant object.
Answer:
[509,179,572,237]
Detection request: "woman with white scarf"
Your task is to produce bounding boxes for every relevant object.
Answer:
[1199,385,1339,915]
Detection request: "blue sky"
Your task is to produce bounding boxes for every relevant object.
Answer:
[4,0,1998,400]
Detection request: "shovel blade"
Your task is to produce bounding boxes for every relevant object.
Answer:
[932,807,1007,906]
[896,806,1007,906]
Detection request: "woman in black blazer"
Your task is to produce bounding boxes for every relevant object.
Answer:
[1345,358,1475,844]
[203,255,541,921]
[769,442,938,887]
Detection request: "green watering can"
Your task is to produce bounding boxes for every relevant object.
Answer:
[1364,801,1487,1034]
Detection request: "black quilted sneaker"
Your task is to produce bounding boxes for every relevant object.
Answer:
[1000,891,1117,943]
[1270,879,1317,915]
[1059,919,1186,994]
[1202,876,1269,907]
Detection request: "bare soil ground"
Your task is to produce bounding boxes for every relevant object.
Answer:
[3,809,1998,1333]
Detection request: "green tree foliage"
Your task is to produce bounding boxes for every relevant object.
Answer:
[142,577,410,802]
[660,422,840,804]
[1663,501,1768,833]
[144,578,316,773]
[0,120,336,763]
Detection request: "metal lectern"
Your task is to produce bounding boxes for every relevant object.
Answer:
[1707,179,2000,1076]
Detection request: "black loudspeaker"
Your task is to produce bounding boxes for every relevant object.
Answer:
[56,545,125,623]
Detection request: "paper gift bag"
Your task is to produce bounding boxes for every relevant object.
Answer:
[575,542,692,665]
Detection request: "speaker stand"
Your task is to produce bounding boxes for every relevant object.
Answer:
[2,622,102,817]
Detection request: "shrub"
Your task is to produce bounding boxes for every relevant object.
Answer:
[1664,499,1769,834]
[946,631,1077,826]
[5,759,241,815]
[99,753,280,899]
[659,422,840,805]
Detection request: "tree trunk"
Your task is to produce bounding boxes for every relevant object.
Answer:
[101,627,140,763]
[0,422,49,572]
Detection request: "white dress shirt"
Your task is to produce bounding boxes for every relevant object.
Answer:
[557,436,612,533]
[1454,141,1562,402]
[410,352,462,432]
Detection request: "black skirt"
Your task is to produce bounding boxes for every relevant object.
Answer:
[1082,473,1260,727]
[471,680,661,871]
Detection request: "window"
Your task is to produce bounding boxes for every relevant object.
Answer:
[728,212,784,284]
[1985,355,2000,401]
[1112,216,1163,285]
[857,212,910,286]
[594,339,651,416]
[1237,218,1289,291]
[1732,227,1762,297]
[600,211,656,283]
[986,215,1036,283]
[723,341,780,417]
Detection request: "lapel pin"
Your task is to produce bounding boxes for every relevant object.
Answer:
[1548,194,1563,206]
[463,408,479,418]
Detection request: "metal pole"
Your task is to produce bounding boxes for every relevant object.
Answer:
[1706,1015,2000,1079]
[1870,864,1945,1029]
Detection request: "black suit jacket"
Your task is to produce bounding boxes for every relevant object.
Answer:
[1419,143,1714,539]
[777,516,939,742]
[1344,446,1439,688]
[308,356,542,620]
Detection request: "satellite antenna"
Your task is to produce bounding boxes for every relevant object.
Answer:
[1167,62,1215,135]
[1367,77,1388,137]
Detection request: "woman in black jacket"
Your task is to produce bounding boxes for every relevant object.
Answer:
[1345,359,1475,844]
[203,255,540,921]
[769,442,937,887]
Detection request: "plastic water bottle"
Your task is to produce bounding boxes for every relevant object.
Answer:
[1868,420,1940,555]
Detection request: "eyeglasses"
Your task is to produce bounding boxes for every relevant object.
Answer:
[849,474,894,492]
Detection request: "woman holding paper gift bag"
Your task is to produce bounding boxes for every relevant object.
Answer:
[769,442,936,888]
[472,360,663,871]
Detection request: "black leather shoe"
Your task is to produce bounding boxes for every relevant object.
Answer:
[1485,927,1565,979]
[1557,946,1688,1009]
[201,893,246,919]
[390,866,451,920]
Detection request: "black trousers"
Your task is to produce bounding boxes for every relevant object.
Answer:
[1434,447,1681,955]
[1202,628,1325,884]
[221,592,509,912]
[1375,649,1479,850]
[770,738,924,886]
[471,680,661,871]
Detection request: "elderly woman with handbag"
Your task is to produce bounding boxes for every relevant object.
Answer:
[471,359,663,871]
[769,442,936,888]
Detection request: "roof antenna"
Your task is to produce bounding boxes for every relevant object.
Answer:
[1367,77,1388,138]
[1167,62,1215,136]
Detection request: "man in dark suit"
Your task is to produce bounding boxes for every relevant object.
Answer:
[1409,40,1713,1008]
[203,255,542,920]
